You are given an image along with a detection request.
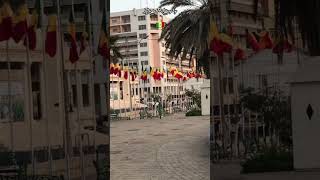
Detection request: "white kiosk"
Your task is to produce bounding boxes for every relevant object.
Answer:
[290,58,320,170]
[200,79,210,116]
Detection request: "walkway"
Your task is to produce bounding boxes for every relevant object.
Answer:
[213,160,320,180]
[110,113,210,180]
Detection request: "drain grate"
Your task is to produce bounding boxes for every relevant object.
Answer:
[127,129,139,131]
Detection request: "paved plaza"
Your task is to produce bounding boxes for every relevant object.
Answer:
[110,113,210,180]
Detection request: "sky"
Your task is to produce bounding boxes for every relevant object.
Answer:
[110,0,187,18]
[111,0,161,13]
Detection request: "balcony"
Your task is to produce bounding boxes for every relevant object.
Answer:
[121,15,131,24]
[150,14,158,22]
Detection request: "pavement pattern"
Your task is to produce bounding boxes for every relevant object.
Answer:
[110,113,210,180]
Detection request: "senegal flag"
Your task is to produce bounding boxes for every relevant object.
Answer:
[45,14,57,57]
[246,29,260,52]
[98,7,109,59]
[80,10,89,54]
[0,2,13,42]
[67,11,79,63]
[110,63,115,74]
[150,67,154,77]
[123,68,128,80]
[207,17,219,46]
[259,31,273,49]
[219,33,233,53]
[24,0,41,50]
[141,71,147,81]
[234,48,246,61]
[12,3,28,43]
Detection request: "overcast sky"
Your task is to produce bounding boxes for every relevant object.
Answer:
[110,0,188,19]
[110,0,160,12]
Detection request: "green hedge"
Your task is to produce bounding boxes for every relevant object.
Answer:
[186,108,202,116]
[241,147,293,173]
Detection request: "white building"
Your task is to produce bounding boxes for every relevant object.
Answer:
[110,8,196,109]
[290,58,320,170]
[234,50,301,94]
[0,0,109,179]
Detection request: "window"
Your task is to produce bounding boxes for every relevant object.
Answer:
[112,19,117,24]
[150,14,158,21]
[139,25,146,30]
[110,82,118,100]
[228,78,234,94]
[81,71,90,107]
[140,51,148,56]
[82,84,89,107]
[140,42,147,47]
[141,61,148,65]
[150,23,158,30]
[120,82,123,100]
[138,15,146,21]
[139,33,147,39]
[72,84,77,107]
[122,25,131,32]
[70,71,77,107]
[31,63,42,120]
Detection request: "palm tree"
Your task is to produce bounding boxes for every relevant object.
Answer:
[159,0,230,158]
[159,0,215,62]
[109,35,123,63]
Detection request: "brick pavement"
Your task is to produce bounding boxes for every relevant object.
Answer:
[110,113,210,180]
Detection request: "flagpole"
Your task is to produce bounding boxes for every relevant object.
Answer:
[87,0,97,167]
[56,0,71,179]
[24,11,35,176]
[70,1,85,179]
[6,40,14,158]
[38,0,53,174]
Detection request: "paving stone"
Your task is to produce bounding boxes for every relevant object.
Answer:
[110,113,210,180]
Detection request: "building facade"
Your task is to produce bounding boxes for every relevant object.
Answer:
[110,8,196,113]
[0,0,109,179]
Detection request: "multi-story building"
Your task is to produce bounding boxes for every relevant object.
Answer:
[110,8,196,112]
[0,0,109,179]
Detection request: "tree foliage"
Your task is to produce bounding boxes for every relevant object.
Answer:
[240,87,292,147]
[185,89,201,108]
[159,0,216,75]
[109,36,123,63]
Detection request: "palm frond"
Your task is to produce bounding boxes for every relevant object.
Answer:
[109,36,123,63]
[159,0,200,9]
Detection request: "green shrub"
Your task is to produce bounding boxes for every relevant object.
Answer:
[241,146,293,173]
[186,108,202,116]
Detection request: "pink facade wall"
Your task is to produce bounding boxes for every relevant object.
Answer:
[149,33,161,68]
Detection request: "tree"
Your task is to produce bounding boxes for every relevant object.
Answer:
[159,0,228,155]
[159,0,215,63]
[240,87,292,148]
[109,35,123,63]
[185,89,201,109]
